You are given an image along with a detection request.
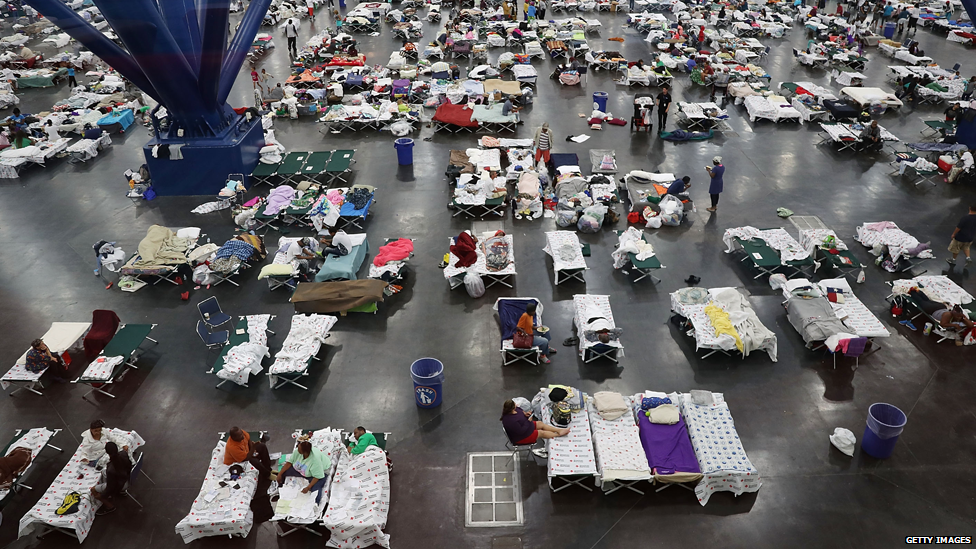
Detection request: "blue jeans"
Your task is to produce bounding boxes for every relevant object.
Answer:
[533,332,551,357]
[283,467,326,503]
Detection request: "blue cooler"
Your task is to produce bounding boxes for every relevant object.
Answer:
[592,91,608,112]
[883,22,896,39]
[410,358,444,408]
[394,138,414,165]
[861,402,907,459]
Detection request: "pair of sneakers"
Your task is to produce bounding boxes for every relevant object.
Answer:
[946,257,973,265]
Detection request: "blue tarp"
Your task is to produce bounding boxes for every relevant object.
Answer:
[97,109,135,131]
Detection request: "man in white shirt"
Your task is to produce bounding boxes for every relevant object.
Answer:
[322,230,352,257]
[907,4,920,35]
[285,18,300,57]
[948,150,974,183]
[43,120,60,142]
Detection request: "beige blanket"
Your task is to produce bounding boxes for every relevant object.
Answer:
[592,391,628,421]
[133,225,190,267]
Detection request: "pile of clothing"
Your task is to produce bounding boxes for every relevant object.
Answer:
[638,394,679,425]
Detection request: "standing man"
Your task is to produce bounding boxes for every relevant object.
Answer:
[306,0,314,18]
[67,66,77,88]
[896,7,909,33]
[534,122,553,164]
[946,204,976,266]
[906,3,919,36]
[656,86,672,134]
[285,17,300,57]
[704,156,725,212]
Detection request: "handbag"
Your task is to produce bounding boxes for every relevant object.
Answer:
[513,328,533,349]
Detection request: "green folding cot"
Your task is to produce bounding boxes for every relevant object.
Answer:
[277,152,312,185]
[251,161,281,187]
[325,149,356,184]
[73,324,157,400]
[298,151,332,182]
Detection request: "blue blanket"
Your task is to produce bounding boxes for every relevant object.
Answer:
[340,195,373,217]
[906,142,968,153]
[214,240,255,261]
[497,298,538,340]
[97,109,135,131]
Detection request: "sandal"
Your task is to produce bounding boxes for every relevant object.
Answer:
[562,336,579,346]
[548,348,557,354]
[540,357,551,364]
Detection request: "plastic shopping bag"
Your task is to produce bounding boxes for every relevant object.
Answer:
[464,271,485,298]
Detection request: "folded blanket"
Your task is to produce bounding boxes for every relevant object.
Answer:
[592,391,628,420]
[704,304,743,352]
[648,403,679,425]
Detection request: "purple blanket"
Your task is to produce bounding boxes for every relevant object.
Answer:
[263,185,296,216]
[637,412,701,476]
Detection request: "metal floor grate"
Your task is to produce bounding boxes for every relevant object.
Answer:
[789,215,828,232]
[465,452,523,528]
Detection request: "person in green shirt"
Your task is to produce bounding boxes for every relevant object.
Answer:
[347,427,380,455]
[276,440,330,502]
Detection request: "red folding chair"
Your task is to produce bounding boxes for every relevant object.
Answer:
[84,309,120,359]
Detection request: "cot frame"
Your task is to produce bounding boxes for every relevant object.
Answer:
[74,323,158,400]
[0,428,63,499]
[269,336,328,391]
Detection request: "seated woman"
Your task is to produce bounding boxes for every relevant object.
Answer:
[223,426,250,465]
[500,399,569,446]
[0,446,32,490]
[89,442,132,515]
[517,301,556,364]
[276,438,331,503]
[80,419,132,468]
[11,129,33,149]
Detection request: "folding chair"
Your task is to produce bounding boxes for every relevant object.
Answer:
[196,321,229,365]
[198,297,232,331]
[120,451,155,509]
[503,426,544,466]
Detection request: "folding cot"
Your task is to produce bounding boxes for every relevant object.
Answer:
[314,233,369,282]
[275,152,311,185]
[119,226,202,286]
[790,215,864,280]
[854,221,935,273]
[278,190,321,230]
[272,428,343,537]
[251,159,281,187]
[822,98,861,121]
[432,103,478,133]
[841,86,903,112]
[332,186,374,230]
[919,119,957,141]
[743,94,802,124]
[0,428,62,507]
[470,104,518,133]
[670,286,779,361]
[325,149,356,184]
[893,49,933,65]
[890,275,976,344]
[495,298,545,366]
[675,393,761,505]
[0,137,71,179]
[444,231,516,289]
[297,150,332,182]
[511,64,538,85]
[321,440,391,548]
[528,387,599,492]
[343,16,380,33]
[830,67,865,86]
[2,321,91,396]
[544,231,587,285]
[523,40,545,58]
[175,432,261,543]
[724,226,814,279]
[73,323,157,399]
[816,122,862,152]
[209,315,274,388]
[889,151,942,187]
[452,174,507,219]
[630,392,703,493]
[573,294,623,363]
[20,430,146,543]
[614,229,664,283]
[268,314,337,390]
[587,397,652,494]
[676,101,731,131]
[589,149,616,174]
[96,108,134,133]
[66,133,112,163]
[207,235,266,287]
[782,278,890,346]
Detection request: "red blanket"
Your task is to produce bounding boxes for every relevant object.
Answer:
[450,232,478,267]
[433,103,478,127]
[373,238,414,266]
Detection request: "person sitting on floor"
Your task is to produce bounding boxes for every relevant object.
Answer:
[267,82,285,102]
[90,442,132,515]
[667,176,691,199]
[321,229,352,258]
[11,129,33,149]
[276,438,330,502]
[223,427,250,465]
[501,399,569,446]
[80,419,131,468]
[346,426,379,454]
[24,338,68,382]
[860,120,883,151]
[517,301,555,364]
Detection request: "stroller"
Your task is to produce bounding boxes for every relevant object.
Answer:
[631,93,653,132]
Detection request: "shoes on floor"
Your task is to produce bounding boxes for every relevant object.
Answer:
[562,336,579,346]
[706,207,716,212]
[947,258,956,265]
[548,348,557,354]
[899,319,917,331]
[540,357,551,364]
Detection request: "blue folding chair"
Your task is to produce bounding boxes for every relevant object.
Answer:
[197,297,231,331]
[196,321,229,365]
[120,451,154,509]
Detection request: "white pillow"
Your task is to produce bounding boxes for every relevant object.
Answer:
[557,165,581,175]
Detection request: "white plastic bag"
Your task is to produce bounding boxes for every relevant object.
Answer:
[577,203,607,233]
[192,264,217,286]
[646,215,662,229]
[829,427,856,457]
[464,271,485,298]
[389,120,412,137]
[658,194,683,226]
[769,273,788,290]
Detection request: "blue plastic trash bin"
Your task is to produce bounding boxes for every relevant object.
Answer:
[861,402,907,459]
[394,138,414,165]
[410,358,444,408]
[883,22,896,39]
[592,91,609,113]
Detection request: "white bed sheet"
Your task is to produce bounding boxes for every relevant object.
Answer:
[573,294,623,356]
[444,232,517,279]
[2,321,91,389]
[322,446,391,549]
[841,86,903,108]
[541,401,598,483]
[216,315,271,386]
[817,278,890,337]
[272,428,343,525]
[586,399,650,488]
[544,231,587,272]
[892,275,974,306]
[268,314,336,378]
[855,221,935,263]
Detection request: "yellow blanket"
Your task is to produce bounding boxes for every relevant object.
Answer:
[704,304,743,352]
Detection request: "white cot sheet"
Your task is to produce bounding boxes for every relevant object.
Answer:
[798,228,848,256]
[2,322,91,388]
[722,226,809,263]
[891,275,974,306]
[841,86,903,107]
[677,393,761,506]
[586,400,650,487]
[272,428,343,525]
[322,446,391,549]
[573,294,623,356]
[543,405,598,482]
[544,231,587,271]
[0,428,56,501]
[19,430,145,543]
[216,315,272,386]
[268,314,336,379]
[174,438,258,543]
[816,278,890,337]
[443,232,517,279]
[464,147,501,170]
[670,287,739,352]
[854,221,935,263]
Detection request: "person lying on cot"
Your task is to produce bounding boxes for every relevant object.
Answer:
[80,419,131,468]
[223,427,251,465]
[501,399,569,446]
[346,426,380,454]
[934,305,974,341]
[277,438,330,501]
[25,338,69,382]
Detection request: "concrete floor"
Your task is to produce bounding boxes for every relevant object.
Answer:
[0,3,975,549]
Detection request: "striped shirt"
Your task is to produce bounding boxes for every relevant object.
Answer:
[538,131,551,150]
